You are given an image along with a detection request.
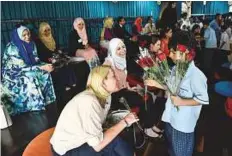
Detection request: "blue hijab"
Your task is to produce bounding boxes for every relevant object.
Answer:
[11,26,37,65]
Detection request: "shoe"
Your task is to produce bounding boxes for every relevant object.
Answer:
[65,87,71,91]
[144,128,161,138]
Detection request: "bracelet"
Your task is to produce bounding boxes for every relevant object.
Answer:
[123,119,129,127]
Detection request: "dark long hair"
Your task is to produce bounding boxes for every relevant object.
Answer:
[160,26,172,39]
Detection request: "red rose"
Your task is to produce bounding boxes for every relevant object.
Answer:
[138,59,146,68]
[157,52,166,61]
[177,44,187,53]
[144,57,154,67]
[186,53,194,61]
[190,49,196,58]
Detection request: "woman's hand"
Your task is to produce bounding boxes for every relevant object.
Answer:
[39,64,54,73]
[123,112,139,127]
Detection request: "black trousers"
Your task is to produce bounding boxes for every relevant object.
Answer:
[111,89,166,128]
[203,48,217,80]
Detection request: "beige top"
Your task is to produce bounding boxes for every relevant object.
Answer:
[144,23,156,34]
[50,90,111,155]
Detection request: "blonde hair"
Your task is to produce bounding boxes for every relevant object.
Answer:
[38,22,56,51]
[100,17,114,40]
[87,65,111,105]
[104,17,114,29]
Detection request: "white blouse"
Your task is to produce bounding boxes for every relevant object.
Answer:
[50,90,111,155]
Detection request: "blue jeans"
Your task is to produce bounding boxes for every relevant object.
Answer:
[52,137,134,156]
[165,123,194,156]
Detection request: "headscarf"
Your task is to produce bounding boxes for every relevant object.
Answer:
[134,17,143,33]
[87,65,111,106]
[38,22,56,51]
[106,38,127,70]
[100,17,114,39]
[73,17,88,45]
[11,26,36,65]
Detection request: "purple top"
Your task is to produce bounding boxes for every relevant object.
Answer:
[104,28,114,41]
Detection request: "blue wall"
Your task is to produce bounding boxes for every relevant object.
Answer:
[192,1,229,15]
[1,1,161,48]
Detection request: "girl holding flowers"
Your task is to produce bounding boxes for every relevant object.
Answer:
[145,35,209,156]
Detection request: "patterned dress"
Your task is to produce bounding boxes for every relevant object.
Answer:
[1,42,56,115]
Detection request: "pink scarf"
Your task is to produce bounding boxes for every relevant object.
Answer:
[73,17,88,45]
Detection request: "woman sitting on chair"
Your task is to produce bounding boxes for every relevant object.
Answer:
[35,22,77,90]
[104,38,163,137]
[1,25,56,115]
[50,65,138,156]
[68,17,100,70]
[100,17,115,50]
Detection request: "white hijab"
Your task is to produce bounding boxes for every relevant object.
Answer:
[106,38,127,70]
[17,26,29,40]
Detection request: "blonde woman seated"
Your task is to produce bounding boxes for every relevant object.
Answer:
[100,17,115,50]
[69,17,100,69]
[50,65,138,156]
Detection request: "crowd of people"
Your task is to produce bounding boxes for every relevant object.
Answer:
[1,2,232,156]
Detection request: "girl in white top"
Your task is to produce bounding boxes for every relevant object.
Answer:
[50,65,138,156]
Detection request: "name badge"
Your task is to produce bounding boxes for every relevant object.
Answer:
[78,39,82,43]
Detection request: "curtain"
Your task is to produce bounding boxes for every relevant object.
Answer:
[1,1,160,20]
[192,1,229,15]
[1,1,161,47]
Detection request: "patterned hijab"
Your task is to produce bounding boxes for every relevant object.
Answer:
[87,65,111,105]
[38,22,56,51]
[73,17,88,45]
[11,26,36,65]
[106,38,127,70]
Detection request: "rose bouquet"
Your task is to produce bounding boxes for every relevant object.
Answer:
[167,44,195,110]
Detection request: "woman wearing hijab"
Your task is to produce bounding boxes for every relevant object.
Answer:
[132,17,144,36]
[36,22,91,111]
[50,65,138,156]
[68,17,100,70]
[36,22,57,62]
[1,25,56,115]
[36,22,76,89]
[104,38,163,137]
[100,17,115,50]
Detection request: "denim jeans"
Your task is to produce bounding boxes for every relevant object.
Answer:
[52,136,134,156]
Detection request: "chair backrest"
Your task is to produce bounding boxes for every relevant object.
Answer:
[22,127,55,156]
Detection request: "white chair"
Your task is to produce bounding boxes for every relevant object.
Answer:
[0,104,12,129]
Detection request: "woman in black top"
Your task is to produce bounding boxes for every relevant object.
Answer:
[68,17,100,70]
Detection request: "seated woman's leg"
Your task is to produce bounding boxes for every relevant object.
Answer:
[51,137,133,156]
[36,69,56,105]
[101,136,134,156]
[111,89,163,128]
